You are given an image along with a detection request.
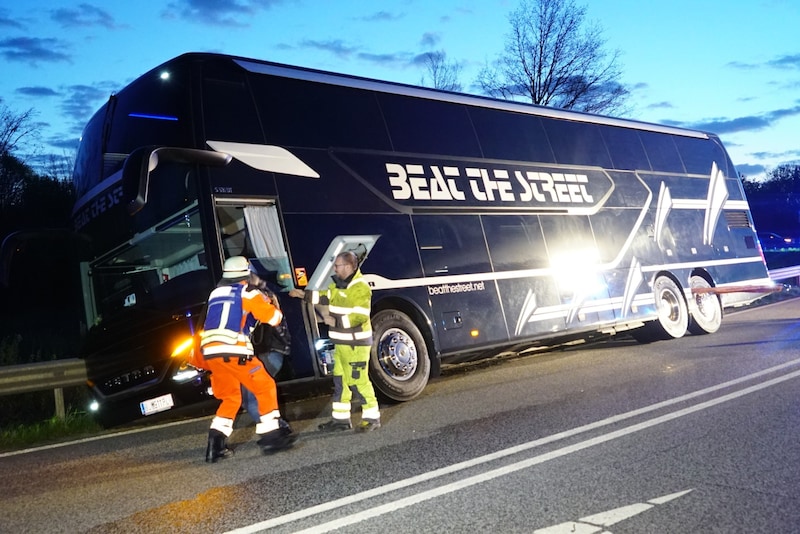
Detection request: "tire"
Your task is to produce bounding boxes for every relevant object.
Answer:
[631,275,688,342]
[687,275,723,335]
[370,309,431,402]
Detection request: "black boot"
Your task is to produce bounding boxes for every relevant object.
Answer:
[205,429,233,463]
[257,426,297,454]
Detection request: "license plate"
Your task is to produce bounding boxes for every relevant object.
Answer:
[140,393,174,416]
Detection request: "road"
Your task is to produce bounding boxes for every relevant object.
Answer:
[3,296,800,533]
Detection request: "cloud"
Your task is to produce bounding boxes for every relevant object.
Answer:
[295,38,427,71]
[358,51,416,69]
[162,0,285,27]
[46,134,81,152]
[361,11,403,22]
[679,104,800,135]
[0,37,71,65]
[751,148,800,160]
[16,86,61,98]
[51,3,121,29]
[298,39,360,59]
[420,32,441,49]
[725,60,758,70]
[0,9,24,30]
[646,101,673,110]
[767,54,800,69]
[59,82,118,133]
[728,53,800,71]
[689,115,771,134]
[734,163,766,177]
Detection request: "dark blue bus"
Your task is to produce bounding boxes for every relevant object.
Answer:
[71,52,772,425]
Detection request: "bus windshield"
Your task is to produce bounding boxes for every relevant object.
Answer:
[86,204,206,323]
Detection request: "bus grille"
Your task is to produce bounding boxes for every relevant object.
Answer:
[724,210,751,229]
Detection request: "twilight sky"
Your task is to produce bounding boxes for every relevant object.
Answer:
[1,0,799,180]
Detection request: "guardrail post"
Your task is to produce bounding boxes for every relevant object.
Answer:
[54,388,66,420]
[0,359,88,421]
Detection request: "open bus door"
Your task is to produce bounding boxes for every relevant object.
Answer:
[302,235,380,376]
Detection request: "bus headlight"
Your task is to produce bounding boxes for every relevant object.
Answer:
[172,366,200,383]
[170,336,204,382]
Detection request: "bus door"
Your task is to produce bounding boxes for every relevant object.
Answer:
[212,198,313,379]
[303,235,380,375]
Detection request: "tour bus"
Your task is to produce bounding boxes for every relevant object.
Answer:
[71,52,772,425]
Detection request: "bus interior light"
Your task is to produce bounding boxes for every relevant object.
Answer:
[128,112,178,121]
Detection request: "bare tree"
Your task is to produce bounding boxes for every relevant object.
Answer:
[40,150,77,182]
[477,0,628,115]
[419,51,463,92]
[0,100,37,157]
[0,101,40,208]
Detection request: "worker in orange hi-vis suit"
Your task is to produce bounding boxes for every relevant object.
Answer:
[200,256,297,463]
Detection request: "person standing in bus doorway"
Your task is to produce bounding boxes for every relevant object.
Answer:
[200,256,297,462]
[241,284,292,425]
[291,251,381,432]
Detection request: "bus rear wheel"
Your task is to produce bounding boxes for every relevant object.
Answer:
[370,309,431,402]
[631,275,688,342]
[688,275,723,335]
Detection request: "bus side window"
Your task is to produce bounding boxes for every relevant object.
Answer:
[217,206,248,258]
[483,215,548,271]
[414,215,490,276]
[673,136,729,176]
[540,214,596,264]
[541,117,613,168]
[599,125,651,171]
[378,93,481,157]
[639,131,685,174]
[470,107,556,163]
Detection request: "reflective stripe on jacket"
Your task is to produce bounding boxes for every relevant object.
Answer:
[200,281,283,359]
[313,270,373,347]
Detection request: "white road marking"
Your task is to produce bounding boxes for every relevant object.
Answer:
[0,416,203,459]
[227,360,800,533]
[534,489,694,533]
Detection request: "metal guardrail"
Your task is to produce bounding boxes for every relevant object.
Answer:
[0,358,87,420]
[0,264,798,421]
[767,265,800,282]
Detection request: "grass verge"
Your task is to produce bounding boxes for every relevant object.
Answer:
[0,411,102,453]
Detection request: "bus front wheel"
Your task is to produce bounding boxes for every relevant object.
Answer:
[370,309,431,402]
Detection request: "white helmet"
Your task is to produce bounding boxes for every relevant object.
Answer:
[222,256,251,279]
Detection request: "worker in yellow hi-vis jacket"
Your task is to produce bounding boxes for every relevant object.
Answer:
[292,251,381,432]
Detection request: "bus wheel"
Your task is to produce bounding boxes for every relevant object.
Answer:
[370,309,431,402]
[631,275,688,342]
[687,275,722,335]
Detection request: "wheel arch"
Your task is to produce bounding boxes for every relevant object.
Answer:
[650,269,687,299]
[688,268,714,288]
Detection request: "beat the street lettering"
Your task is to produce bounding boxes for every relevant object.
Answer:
[386,162,595,205]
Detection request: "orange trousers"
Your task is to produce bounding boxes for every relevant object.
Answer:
[205,356,279,420]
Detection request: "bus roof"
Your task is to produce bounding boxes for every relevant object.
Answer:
[182,53,713,141]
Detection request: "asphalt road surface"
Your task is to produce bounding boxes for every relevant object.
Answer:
[3,296,800,533]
